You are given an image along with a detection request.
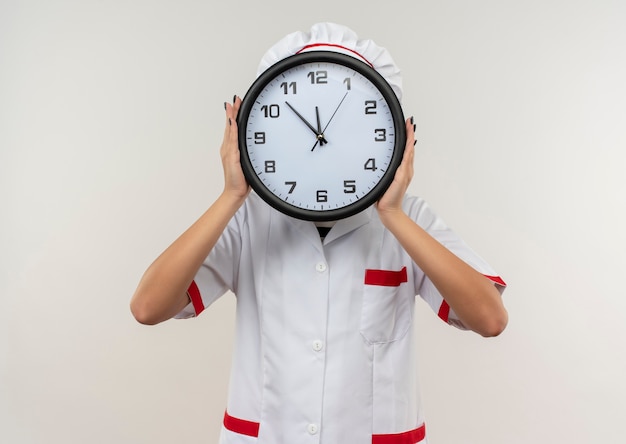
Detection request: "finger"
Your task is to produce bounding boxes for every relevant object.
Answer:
[233,95,242,118]
[228,113,238,145]
[407,116,416,146]
[405,117,416,167]
[391,118,415,183]
[223,100,238,143]
[401,118,415,162]
[223,98,241,142]
[226,96,242,130]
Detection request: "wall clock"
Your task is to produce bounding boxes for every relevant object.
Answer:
[237,51,406,221]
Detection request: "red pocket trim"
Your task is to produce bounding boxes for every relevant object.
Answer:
[372,423,426,443]
[364,267,408,287]
[223,410,260,437]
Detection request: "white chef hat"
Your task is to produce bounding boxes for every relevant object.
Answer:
[256,22,403,102]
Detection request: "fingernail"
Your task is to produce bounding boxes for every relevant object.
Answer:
[224,102,227,110]
[410,116,414,124]
[413,140,417,146]
[228,118,232,126]
[233,95,237,104]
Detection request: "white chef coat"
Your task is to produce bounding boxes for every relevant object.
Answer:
[176,192,505,444]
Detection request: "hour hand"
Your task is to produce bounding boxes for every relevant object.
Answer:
[310,106,329,151]
[315,106,326,147]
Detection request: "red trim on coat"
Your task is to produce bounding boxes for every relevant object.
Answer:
[372,424,426,444]
[222,411,423,442]
[365,267,408,287]
[437,300,451,322]
[484,274,507,287]
[186,280,205,316]
[438,273,506,323]
[223,411,260,437]
[296,43,374,67]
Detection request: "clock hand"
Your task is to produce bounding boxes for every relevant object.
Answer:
[316,106,322,133]
[310,92,348,152]
[285,101,322,137]
[311,106,328,151]
[285,101,328,151]
[322,91,349,133]
[315,106,327,145]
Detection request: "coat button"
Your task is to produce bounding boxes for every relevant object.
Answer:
[312,340,324,352]
[307,423,319,435]
[316,262,327,273]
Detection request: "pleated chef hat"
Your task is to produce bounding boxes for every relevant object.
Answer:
[256,22,403,102]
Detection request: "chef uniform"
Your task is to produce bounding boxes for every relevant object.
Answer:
[176,23,506,444]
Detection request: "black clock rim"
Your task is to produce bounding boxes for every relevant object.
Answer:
[237,51,406,222]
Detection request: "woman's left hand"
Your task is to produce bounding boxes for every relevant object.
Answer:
[376,116,416,217]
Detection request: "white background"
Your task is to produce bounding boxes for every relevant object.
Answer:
[1,1,625,443]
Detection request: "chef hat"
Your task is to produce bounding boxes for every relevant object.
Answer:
[256,22,403,102]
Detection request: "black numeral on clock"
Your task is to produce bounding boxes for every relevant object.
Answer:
[316,190,328,202]
[280,82,297,94]
[261,104,280,118]
[254,132,265,144]
[285,181,296,193]
[265,160,276,173]
[364,100,377,114]
[343,180,356,193]
[364,158,377,171]
[374,128,387,142]
[307,70,328,84]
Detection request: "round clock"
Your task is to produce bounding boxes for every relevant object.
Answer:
[237,51,406,222]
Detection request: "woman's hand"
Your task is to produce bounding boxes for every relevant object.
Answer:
[130,97,252,325]
[373,117,507,336]
[376,117,416,219]
[221,96,250,201]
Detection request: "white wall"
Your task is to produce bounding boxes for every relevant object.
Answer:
[2,1,625,443]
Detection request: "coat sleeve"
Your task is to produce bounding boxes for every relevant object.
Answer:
[404,196,506,329]
[173,204,246,319]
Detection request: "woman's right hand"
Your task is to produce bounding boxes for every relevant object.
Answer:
[221,96,250,201]
[130,97,252,325]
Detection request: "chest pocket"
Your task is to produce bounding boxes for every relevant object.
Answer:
[360,266,413,344]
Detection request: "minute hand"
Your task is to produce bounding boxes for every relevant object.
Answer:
[285,101,320,136]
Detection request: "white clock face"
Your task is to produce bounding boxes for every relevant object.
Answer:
[239,52,404,221]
